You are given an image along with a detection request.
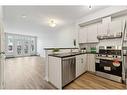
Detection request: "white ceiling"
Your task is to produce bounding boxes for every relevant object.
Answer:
[3,6,109,29]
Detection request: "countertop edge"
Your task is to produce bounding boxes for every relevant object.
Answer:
[44,48,79,50]
[48,52,97,58]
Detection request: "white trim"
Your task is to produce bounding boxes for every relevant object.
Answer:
[77,6,127,26]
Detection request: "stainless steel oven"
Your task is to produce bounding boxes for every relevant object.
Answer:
[96,46,122,82]
[96,59,122,75]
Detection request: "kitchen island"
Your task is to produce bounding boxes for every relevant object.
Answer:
[48,52,96,89]
[44,48,79,81]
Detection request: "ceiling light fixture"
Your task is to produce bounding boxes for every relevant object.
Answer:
[88,5,92,10]
[49,19,56,27]
[21,15,27,18]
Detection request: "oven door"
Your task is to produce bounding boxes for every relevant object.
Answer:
[96,59,122,77]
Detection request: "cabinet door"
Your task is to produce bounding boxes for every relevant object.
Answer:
[87,54,95,72]
[76,54,86,77]
[97,23,108,36]
[80,54,86,73]
[109,20,122,35]
[49,56,62,89]
[79,27,87,43]
[87,24,98,43]
[76,55,81,77]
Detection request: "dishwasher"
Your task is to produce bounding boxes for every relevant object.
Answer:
[62,56,76,87]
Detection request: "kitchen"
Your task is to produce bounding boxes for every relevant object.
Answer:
[45,7,127,89]
[0,6,127,90]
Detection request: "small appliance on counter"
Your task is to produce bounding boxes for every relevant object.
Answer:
[90,47,96,53]
[95,46,122,82]
[79,43,97,53]
[80,47,86,53]
[87,46,97,53]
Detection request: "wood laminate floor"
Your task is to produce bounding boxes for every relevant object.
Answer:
[64,72,126,89]
[5,56,55,89]
[5,56,126,89]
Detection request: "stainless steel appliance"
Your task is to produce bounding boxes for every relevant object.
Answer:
[123,46,127,86]
[62,56,76,87]
[96,46,122,82]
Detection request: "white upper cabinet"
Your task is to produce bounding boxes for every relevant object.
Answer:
[78,27,87,43]
[87,24,98,43]
[97,17,111,36]
[97,20,123,37]
[109,20,122,35]
[78,24,99,43]
[97,23,108,36]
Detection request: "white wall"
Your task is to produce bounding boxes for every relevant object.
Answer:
[4,6,127,57]
[4,17,78,57]
[4,20,58,57]
[77,6,127,52]
[55,23,78,48]
[55,7,121,47]
[77,6,127,25]
[4,21,79,57]
[0,6,3,19]
[0,6,5,52]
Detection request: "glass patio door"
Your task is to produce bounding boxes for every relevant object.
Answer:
[23,37,30,56]
[24,41,29,55]
[5,34,14,57]
[15,40,23,57]
[14,35,23,57]
[5,33,37,57]
[30,37,37,55]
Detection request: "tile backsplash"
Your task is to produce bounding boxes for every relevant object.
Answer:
[79,43,98,52]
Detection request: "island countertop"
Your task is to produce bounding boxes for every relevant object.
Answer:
[48,52,97,58]
[44,48,78,50]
